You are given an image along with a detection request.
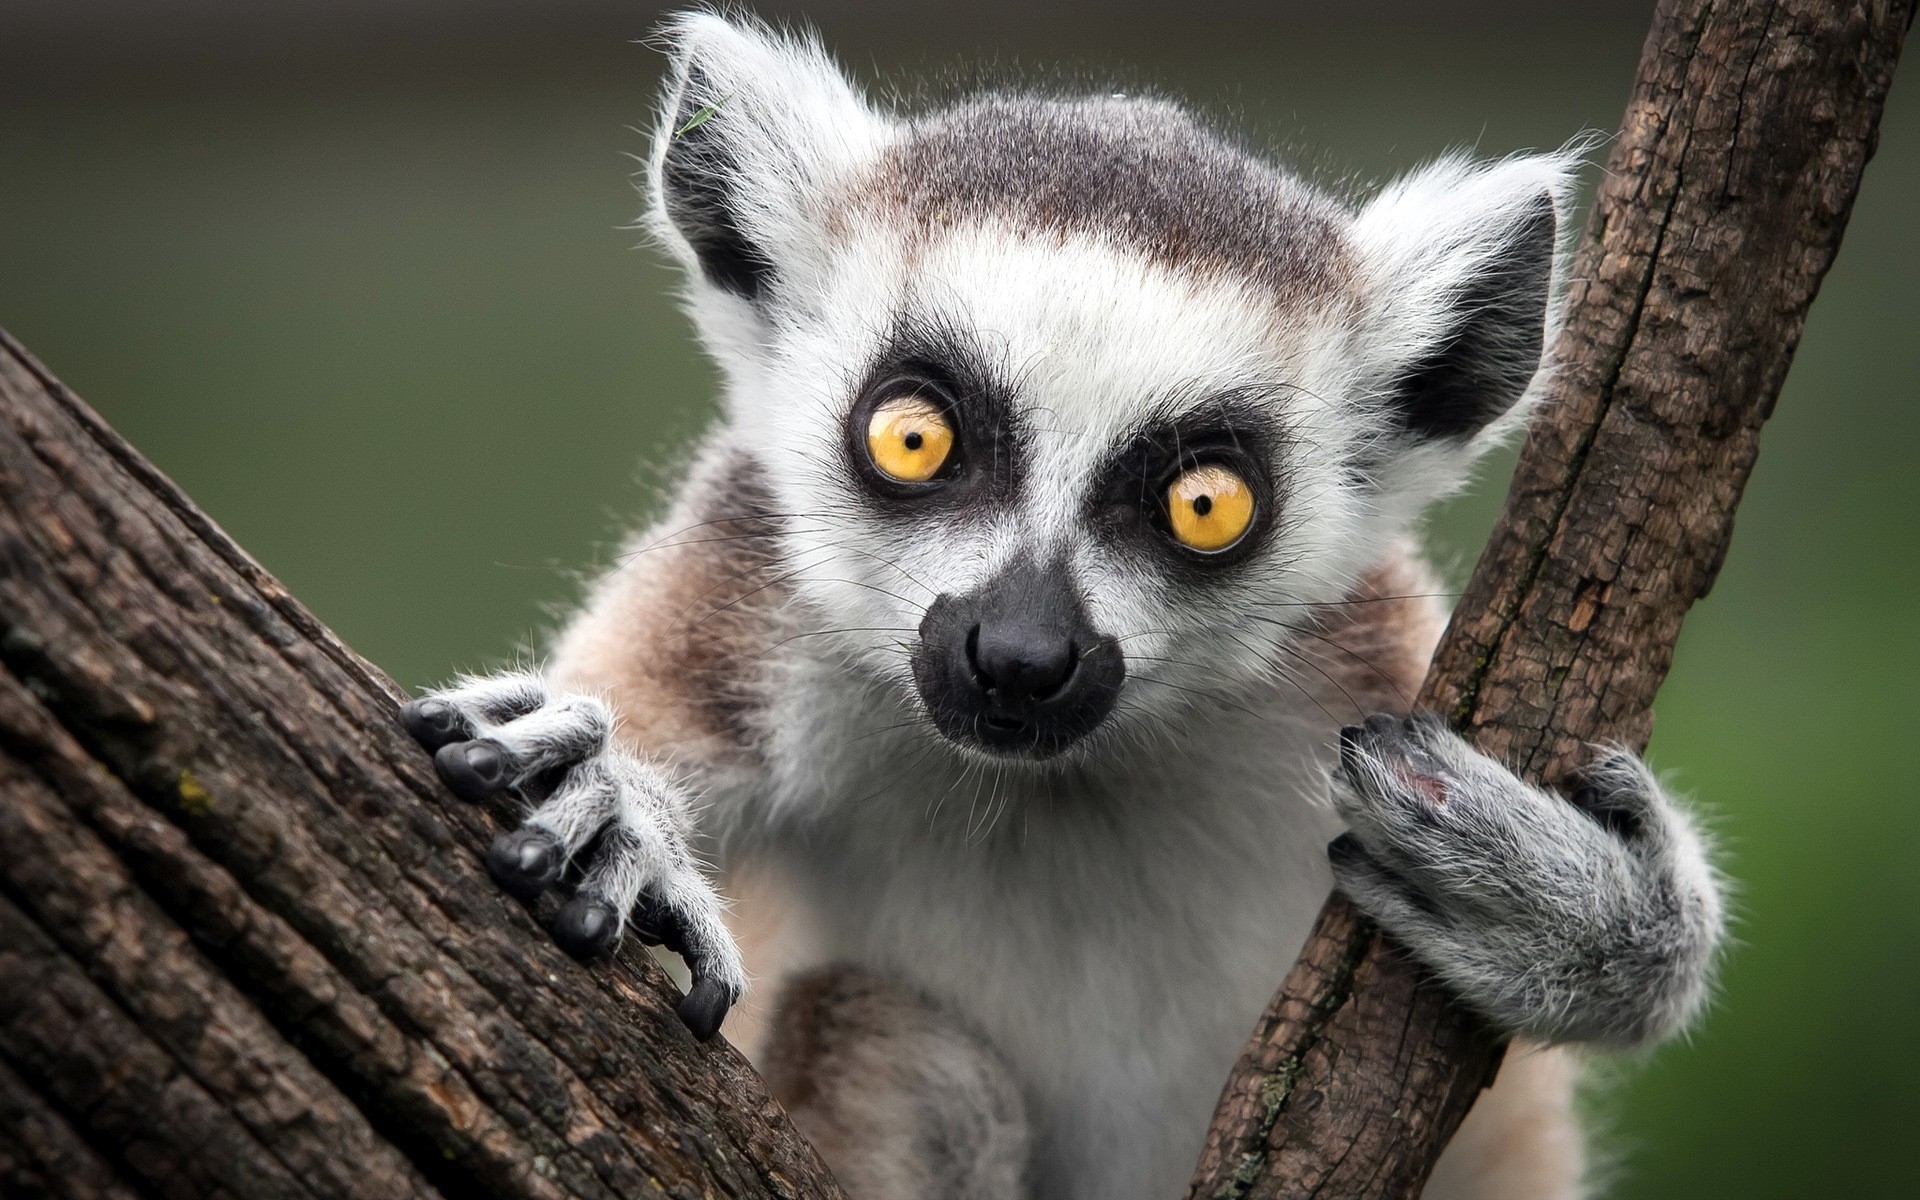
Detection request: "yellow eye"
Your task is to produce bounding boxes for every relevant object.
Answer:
[1167,464,1255,552]
[865,394,955,483]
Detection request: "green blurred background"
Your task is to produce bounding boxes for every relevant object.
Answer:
[2,1,1913,1194]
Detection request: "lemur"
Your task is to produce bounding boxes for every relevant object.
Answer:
[399,14,1724,1200]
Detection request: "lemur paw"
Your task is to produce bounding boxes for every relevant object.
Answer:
[401,672,745,1040]
[1329,713,1723,1048]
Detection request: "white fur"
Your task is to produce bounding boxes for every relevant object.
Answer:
[645,12,894,372]
[1346,148,1588,527]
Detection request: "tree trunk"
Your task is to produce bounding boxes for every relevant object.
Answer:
[1184,1,1913,1197]
[0,327,846,1199]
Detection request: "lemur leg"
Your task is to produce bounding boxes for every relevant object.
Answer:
[401,671,746,1038]
[1330,713,1723,1047]
[761,967,1032,1200]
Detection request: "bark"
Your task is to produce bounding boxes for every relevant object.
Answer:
[1185,1,1913,1197]
[0,327,846,1199]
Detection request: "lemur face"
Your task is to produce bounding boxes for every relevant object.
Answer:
[794,227,1348,760]
[648,15,1571,762]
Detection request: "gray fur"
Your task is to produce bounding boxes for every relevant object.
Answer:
[1332,714,1723,1047]
[869,95,1355,301]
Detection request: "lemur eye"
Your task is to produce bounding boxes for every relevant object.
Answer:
[1167,464,1255,552]
[865,394,955,483]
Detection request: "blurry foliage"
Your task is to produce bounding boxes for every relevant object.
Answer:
[1,5,1913,1195]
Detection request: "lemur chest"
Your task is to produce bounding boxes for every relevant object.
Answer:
[752,718,1346,1200]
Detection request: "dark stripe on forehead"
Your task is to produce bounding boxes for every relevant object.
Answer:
[866,94,1355,300]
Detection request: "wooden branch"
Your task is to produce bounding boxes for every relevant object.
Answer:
[0,328,845,1199]
[1185,1,1914,1196]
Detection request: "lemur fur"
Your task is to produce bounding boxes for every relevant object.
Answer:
[401,14,1724,1200]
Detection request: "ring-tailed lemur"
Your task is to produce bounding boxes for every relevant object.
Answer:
[400,14,1724,1200]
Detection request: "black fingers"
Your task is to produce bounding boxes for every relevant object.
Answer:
[516,763,569,806]
[1339,715,1397,779]
[679,977,733,1042]
[487,827,565,900]
[551,897,621,961]
[1339,711,1455,785]
[626,893,688,954]
[434,739,513,804]
[401,698,473,752]
[1363,712,1403,738]
[664,907,738,1042]
[1337,723,1364,770]
[1340,712,1415,757]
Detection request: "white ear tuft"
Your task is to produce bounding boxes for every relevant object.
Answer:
[647,11,892,300]
[1351,145,1586,450]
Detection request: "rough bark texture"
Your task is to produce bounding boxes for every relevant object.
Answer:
[0,326,847,1200]
[1185,1,1913,1198]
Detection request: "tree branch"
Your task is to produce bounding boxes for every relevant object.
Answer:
[1185,1,1913,1196]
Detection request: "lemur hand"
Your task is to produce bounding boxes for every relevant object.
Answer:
[400,673,744,1040]
[1329,712,1723,1047]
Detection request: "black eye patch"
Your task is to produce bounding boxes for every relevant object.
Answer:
[1086,395,1281,569]
[840,316,1025,511]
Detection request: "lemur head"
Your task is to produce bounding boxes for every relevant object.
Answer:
[646,13,1575,762]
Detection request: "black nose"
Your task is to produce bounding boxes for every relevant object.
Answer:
[968,622,1077,708]
[912,556,1126,758]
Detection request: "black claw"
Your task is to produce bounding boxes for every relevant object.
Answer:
[678,976,733,1041]
[551,897,620,961]
[401,698,471,752]
[487,828,564,901]
[435,739,511,803]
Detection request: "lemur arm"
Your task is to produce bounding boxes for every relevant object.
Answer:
[1328,720,1724,1048]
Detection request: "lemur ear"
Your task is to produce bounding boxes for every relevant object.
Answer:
[1351,152,1578,446]
[648,13,889,301]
